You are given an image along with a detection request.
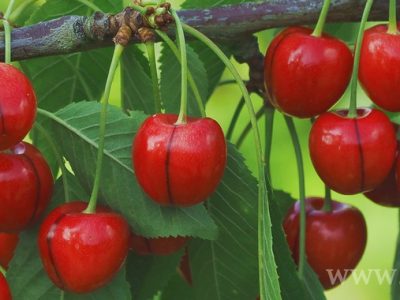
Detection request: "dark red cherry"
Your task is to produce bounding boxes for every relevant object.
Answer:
[0,142,53,232]
[264,26,353,118]
[132,114,227,207]
[0,233,18,269]
[0,272,12,300]
[283,197,367,289]
[129,233,188,256]
[309,108,397,194]
[38,201,130,293]
[359,24,400,111]
[0,63,36,150]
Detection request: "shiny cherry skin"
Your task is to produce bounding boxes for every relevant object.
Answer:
[0,272,12,300]
[132,114,227,207]
[284,197,367,289]
[129,233,188,256]
[0,63,36,150]
[359,24,400,111]
[309,108,396,195]
[0,142,53,232]
[0,233,19,269]
[38,201,130,293]
[264,27,353,118]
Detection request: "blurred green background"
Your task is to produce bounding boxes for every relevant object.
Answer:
[1,0,397,299]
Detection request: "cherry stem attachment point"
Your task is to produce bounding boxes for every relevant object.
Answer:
[284,115,306,279]
[34,123,70,203]
[156,29,206,117]
[323,186,332,212]
[312,0,331,37]
[171,9,188,125]
[84,44,124,214]
[0,265,5,276]
[146,42,162,113]
[388,0,398,34]
[182,23,282,300]
[3,0,16,64]
[348,0,374,118]
[131,3,147,15]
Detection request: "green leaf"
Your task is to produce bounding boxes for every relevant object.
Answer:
[392,230,400,299]
[187,144,259,300]
[122,45,155,114]
[160,44,208,117]
[42,101,218,240]
[161,273,195,300]
[7,175,131,300]
[270,191,326,300]
[126,250,184,300]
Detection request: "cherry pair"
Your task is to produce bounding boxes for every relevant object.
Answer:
[133,114,227,207]
[284,197,367,289]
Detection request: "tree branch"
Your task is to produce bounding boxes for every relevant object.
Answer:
[0,0,396,61]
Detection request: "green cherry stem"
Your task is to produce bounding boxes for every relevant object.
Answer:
[348,0,374,118]
[34,123,70,203]
[264,107,275,179]
[182,23,282,300]
[3,0,16,64]
[236,107,264,148]
[284,116,306,279]
[84,44,124,214]
[171,9,188,125]
[323,185,332,212]
[0,265,6,276]
[145,42,162,113]
[388,0,398,34]
[312,0,331,37]
[130,3,147,15]
[226,97,245,141]
[155,29,206,117]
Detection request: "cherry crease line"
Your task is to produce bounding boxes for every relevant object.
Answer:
[165,125,177,205]
[21,154,41,227]
[353,119,366,192]
[46,213,68,291]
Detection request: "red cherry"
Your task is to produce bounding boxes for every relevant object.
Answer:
[283,197,367,289]
[365,155,400,207]
[38,201,130,293]
[309,108,396,194]
[129,233,188,256]
[132,114,227,207]
[359,24,400,112]
[0,272,12,300]
[0,63,36,150]
[264,27,353,118]
[0,142,53,232]
[0,233,19,269]
[177,248,192,285]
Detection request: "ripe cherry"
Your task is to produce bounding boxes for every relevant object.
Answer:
[129,233,188,256]
[0,142,53,232]
[365,154,400,207]
[359,24,400,111]
[264,27,353,118]
[0,63,36,150]
[0,272,12,300]
[38,201,130,293]
[0,233,19,269]
[309,108,396,194]
[283,197,367,289]
[132,114,227,207]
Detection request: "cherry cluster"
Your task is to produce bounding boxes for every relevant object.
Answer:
[264,23,400,289]
[0,62,53,299]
